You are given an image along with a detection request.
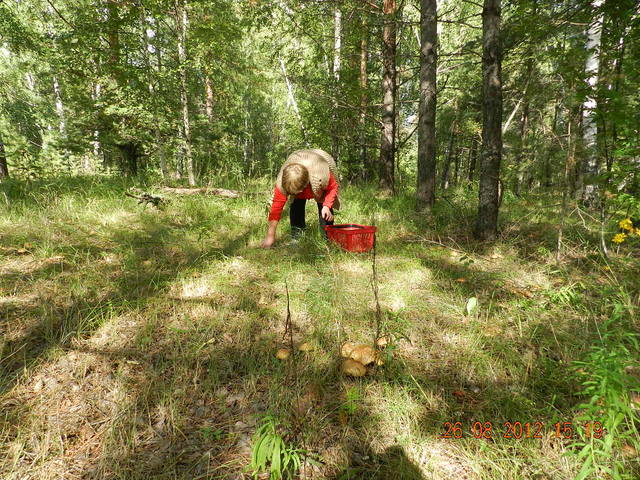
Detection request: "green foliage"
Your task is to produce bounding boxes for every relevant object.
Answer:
[0,3,42,53]
[465,296,478,316]
[340,387,363,416]
[571,300,640,480]
[200,426,224,442]
[250,415,304,480]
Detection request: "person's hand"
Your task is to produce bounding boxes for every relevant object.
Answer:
[261,235,276,248]
[321,206,333,222]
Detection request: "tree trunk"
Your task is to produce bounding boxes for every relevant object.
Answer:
[416,0,437,210]
[557,109,578,262]
[453,146,461,187]
[92,82,101,164]
[118,143,139,176]
[332,6,342,163]
[205,74,214,123]
[150,23,169,179]
[243,101,251,176]
[279,57,308,144]
[359,17,369,180]
[581,0,604,206]
[542,101,559,189]
[176,0,195,186]
[475,0,503,242]
[106,0,140,176]
[379,0,397,194]
[440,115,457,190]
[467,137,478,184]
[52,76,66,136]
[605,12,631,170]
[142,12,167,179]
[0,133,9,179]
[513,91,530,196]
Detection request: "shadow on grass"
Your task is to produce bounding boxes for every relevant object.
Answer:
[0,206,263,398]
[328,445,425,479]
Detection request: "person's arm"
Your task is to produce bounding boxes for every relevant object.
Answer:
[262,187,287,248]
[262,220,279,248]
[321,172,339,221]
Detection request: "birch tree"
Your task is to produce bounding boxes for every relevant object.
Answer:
[332,4,341,162]
[379,0,398,193]
[581,0,604,206]
[359,16,369,180]
[176,0,195,185]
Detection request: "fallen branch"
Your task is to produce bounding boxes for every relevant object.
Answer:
[160,187,240,198]
[125,190,166,209]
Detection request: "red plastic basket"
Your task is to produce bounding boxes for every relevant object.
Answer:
[324,224,377,252]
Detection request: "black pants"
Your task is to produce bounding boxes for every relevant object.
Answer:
[290,198,334,238]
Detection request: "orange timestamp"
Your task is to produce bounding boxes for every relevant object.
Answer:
[441,421,605,440]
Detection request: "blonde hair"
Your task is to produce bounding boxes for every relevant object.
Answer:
[281,163,309,195]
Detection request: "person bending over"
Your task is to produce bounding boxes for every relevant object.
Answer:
[261,148,340,248]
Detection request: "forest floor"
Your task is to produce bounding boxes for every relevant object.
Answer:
[0,176,639,480]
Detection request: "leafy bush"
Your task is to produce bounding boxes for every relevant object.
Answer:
[250,415,304,480]
[571,302,640,480]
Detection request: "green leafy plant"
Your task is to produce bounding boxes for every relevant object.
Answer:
[341,386,363,416]
[250,415,304,480]
[465,296,478,316]
[547,282,584,308]
[571,303,640,480]
[200,427,224,441]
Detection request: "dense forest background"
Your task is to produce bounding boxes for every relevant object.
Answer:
[1,1,640,479]
[2,0,638,224]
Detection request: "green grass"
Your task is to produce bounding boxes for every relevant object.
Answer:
[0,176,638,479]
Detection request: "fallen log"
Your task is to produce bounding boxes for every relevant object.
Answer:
[160,187,240,198]
[125,190,166,208]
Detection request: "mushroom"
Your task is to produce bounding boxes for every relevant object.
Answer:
[275,348,290,360]
[341,359,366,377]
[349,344,377,366]
[376,336,390,347]
[298,342,314,352]
[341,342,357,358]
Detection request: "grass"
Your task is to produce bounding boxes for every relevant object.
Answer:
[0,175,639,479]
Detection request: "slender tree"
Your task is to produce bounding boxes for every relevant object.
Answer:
[359,16,369,180]
[379,0,397,193]
[0,133,8,179]
[475,0,503,241]
[513,58,533,196]
[176,0,196,186]
[417,0,437,210]
[581,0,604,205]
[467,136,478,184]
[332,4,342,162]
[441,113,458,190]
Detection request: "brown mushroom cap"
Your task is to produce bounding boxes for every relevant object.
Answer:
[349,344,377,365]
[341,342,357,358]
[376,336,390,347]
[298,342,314,352]
[275,348,291,360]
[341,359,367,377]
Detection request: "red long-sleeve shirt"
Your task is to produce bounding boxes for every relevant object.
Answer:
[268,172,339,221]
